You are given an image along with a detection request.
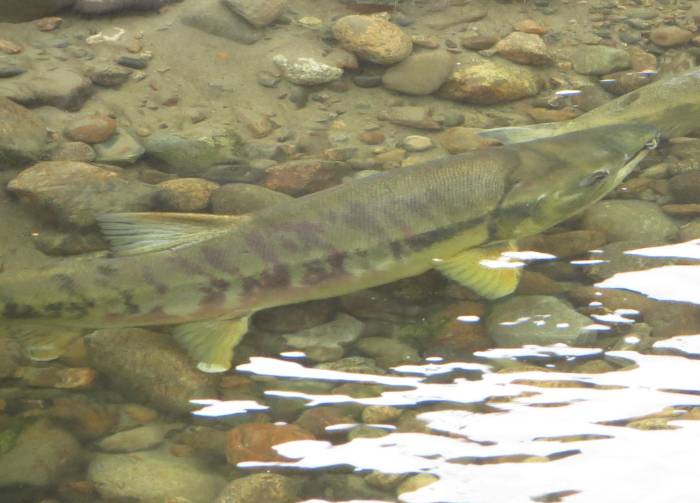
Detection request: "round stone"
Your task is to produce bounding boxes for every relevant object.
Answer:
[64,114,117,144]
[332,14,412,65]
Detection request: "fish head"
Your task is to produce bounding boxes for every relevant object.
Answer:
[492,124,660,239]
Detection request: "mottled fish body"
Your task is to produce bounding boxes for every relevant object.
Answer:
[0,124,658,371]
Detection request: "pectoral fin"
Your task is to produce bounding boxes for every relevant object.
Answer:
[172,316,250,373]
[434,241,522,299]
[97,212,250,256]
[10,326,84,361]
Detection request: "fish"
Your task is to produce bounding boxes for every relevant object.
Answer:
[479,67,700,144]
[0,123,658,372]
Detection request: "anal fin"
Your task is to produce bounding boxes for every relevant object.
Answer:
[10,326,84,362]
[172,317,250,373]
[434,241,522,299]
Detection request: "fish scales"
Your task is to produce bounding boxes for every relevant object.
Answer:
[0,123,659,371]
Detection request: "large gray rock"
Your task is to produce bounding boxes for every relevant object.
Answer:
[0,97,48,168]
[486,295,597,346]
[571,45,631,75]
[7,161,159,227]
[222,0,287,28]
[0,0,74,21]
[89,450,226,503]
[181,0,263,44]
[0,419,82,488]
[582,200,678,243]
[85,329,217,414]
[144,126,244,176]
[0,69,93,111]
[382,50,455,95]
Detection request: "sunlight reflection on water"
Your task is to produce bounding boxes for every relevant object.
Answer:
[189,241,700,503]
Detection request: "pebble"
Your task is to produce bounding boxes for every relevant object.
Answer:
[0,419,82,488]
[34,16,63,31]
[439,126,499,154]
[461,33,498,50]
[520,230,606,258]
[358,130,385,145]
[85,328,217,414]
[384,106,442,130]
[282,314,364,362]
[0,338,23,378]
[86,62,132,87]
[397,474,439,496]
[400,135,433,152]
[7,161,158,227]
[263,159,350,196]
[93,128,145,164]
[332,14,413,65]
[439,60,540,105]
[649,26,693,48]
[599,70,653,96]
[669,171,700,203]
[514,19,549,35]
[355,336,421,366]
[494,32,553,66]
[582,200,679,243]
[362,405,402,424]
[425,8,487,29]
[157,177,220,212]
[144,126,243,176]
[295,406,356,437]
[382,50,455,95]
[202,160,269,184]
[222,0,287,28]
[64,114,117,144]
[429,301,491,354]
[215,473,303,503]
[97,424,179,453]
[0,96,48,167]
[211,183,292,214]
[88,450,226,503]
[0,39,23,54]
[117,55,148,69]
[272,54,343,86]
[226,423,314,464]
[571,45,631,75]
[487,295,597,347]
[0,65,26,78]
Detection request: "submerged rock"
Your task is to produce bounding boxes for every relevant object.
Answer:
[0,418,82,488]
[0,97,48,167]
[215,473,303,503]
[582,200,678,243]
[7,161,158,227]
[181,0,263,45]
[439,60,540,105]
[382,50,454,95]
[226,423,315,464]
[486,295,597,346]
[493,32,553,66]
[0,68,93,111]
[144,126,244,176]
[222,0,287,28]
[92,128,145,164]
[282,314,364,362]
[333,14,412,65]
[88,449,226,503]
[74,0,174,15]
[85,329,218,414]
[273,55,343,86]
[571,45,631,75]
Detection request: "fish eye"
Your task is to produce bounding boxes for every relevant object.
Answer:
[579,169,609,187]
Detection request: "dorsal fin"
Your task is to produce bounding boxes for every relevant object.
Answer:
[97,212,250,256]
